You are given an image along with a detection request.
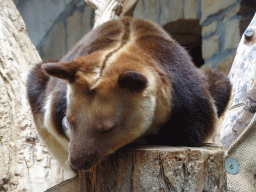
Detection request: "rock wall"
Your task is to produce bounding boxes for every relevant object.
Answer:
[200,0,241,74]
[15,0,94,61]
[15,0,255,73]
[133,0,255,74]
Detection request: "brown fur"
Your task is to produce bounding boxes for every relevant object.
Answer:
[26,17,231,172]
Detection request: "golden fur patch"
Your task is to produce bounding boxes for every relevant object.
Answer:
[44,95,69,150]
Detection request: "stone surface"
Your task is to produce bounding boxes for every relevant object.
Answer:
[16,0,254,73]
[201,0,236,23]
[16,0,74,47]
[224,4,240,22]
[184,0,198,19]
[200,0,242,72]
[200,63,213,71]
[225,19,240,50]
[134,0,184,26]
[39,5,93,61]
[216,52,236,75]
[202,21,217,36]
[202,35,219,59]
[0,1,74,191]
[15,0,94,61]
[67,7,93,52]
[40,20,66,60]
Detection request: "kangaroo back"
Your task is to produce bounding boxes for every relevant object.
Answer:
[204,70,232,117]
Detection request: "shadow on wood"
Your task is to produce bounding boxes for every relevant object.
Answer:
[45,144,227,192]
[45,176,79,192]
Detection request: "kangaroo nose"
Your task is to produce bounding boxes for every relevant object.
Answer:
[69,155,98,171]
[69,148,100,171]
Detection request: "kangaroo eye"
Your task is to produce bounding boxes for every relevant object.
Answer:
[62,116,71,139]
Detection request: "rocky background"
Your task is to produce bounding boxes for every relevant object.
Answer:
[14,0,256,74]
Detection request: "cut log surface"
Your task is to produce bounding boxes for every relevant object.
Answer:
[46,145,227,192]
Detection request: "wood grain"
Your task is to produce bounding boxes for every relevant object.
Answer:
[46,145,227,192]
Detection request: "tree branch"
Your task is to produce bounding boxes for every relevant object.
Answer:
[85,0,139,27]
[218,13,256,148]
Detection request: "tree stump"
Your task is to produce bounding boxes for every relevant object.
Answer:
[46,145,227,192]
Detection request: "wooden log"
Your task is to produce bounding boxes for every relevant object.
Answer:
[45,145,227,192]
[218,13,256,148]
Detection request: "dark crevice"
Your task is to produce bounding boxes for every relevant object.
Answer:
[163,19,204,68]
[238,0,256,35]
[130,151,135,192]
[157,154,177,191]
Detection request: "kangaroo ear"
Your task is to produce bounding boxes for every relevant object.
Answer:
[118,71,148,92]
[42,60,81,82]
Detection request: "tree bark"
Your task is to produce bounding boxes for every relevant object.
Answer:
[46,145,227,192]
[0,1,74,191]
[218,13,256,148]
